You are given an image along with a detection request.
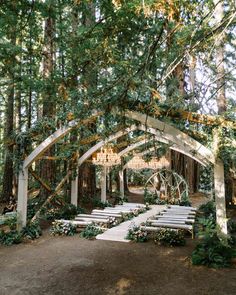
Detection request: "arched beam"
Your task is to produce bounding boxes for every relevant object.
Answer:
[77,124,211,167]
[72,124,210,204]
[18,111,226,234]
[125,111,215,164]
[23,112,101,169]
[74,124,211,206]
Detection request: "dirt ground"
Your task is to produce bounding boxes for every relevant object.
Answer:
[1,190,235,295]
[0,233,236,295]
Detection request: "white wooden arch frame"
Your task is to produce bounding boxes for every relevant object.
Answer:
[17,111,227,234]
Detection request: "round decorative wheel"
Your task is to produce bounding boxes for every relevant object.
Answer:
[145,169,189,203]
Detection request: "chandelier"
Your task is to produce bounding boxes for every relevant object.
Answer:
[148,156,169,169]
[127,155,147,170]
[127,155,169,170]
[92,146,121,167]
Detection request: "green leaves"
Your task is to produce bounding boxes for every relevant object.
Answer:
[154,229,186,246]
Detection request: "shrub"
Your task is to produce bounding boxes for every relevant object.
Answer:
[4,215,17,230]
[27,198,43,220]
[45,203,84,220]
[92,198,112,209]
[228,219,236,234]
[179,199,192,207]
[21,220,42,240]
[144,190,158,205]
[111,191,128,205]
[50,220,77,236]
[191,228,234,268]
[126,224,148,242]
[121,212,134,221]
[198,200,216,218]
[80,224,103,239]
[0,230,22,246]
[154,229,186,246]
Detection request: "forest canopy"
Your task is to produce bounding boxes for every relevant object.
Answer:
[0,0,235,202]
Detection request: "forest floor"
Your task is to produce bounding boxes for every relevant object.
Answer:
[0,190,236,295]
[0,231,236,295]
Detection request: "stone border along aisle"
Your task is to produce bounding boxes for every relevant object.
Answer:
[96,205,166,242]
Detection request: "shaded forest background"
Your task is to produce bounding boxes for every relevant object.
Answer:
[0,0,235,205]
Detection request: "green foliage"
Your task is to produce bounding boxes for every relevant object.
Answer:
[27,198,43,220]
[45,203,84,220]
[111,191,128,205]
[198,200,216,220]
[80,224,103,239]
[121,212,135,221]
[4,215,17,230]
[154,229,186,246]
[191,227,234,268]
[92,198,112,209]
[126,224,148,242]
[0,230,22,246]
[21,220,42,240]
[50,220,77,236]
[144,189,158,205]
[179,199,192,207]
[227,219,236,234]
[199,166,213,192]
[80,196,112,209]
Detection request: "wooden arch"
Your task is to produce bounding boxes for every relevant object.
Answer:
[17,111,227,234]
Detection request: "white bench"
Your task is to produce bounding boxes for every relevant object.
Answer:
[153,217,195,224]
[168,205,196,211]
[56,219,92,226]
[77,214,110,220]
[92,211,122,218]
[75,217,109,223]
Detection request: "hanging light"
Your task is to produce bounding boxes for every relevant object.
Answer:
[92,146,121,167]
[127,154,147,170]
[148,156,169,169]
[127,155,170,170]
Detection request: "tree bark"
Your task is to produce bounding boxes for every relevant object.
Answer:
[39,3,56,199]
[1,2,17,202]
[77,2,97,199]
[214,0,226,114]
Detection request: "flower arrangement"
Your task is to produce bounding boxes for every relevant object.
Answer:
[50,220,77,236]
[80,224,104,239]
[154,229,186,246]
[121,212,134,221]
[126,223,148,242]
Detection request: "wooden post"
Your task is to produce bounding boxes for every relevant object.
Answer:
[214,159,227,235]
[71,174,78,206]
[101,166,107,202]
[17,168,28,230]
[119,170,124,198]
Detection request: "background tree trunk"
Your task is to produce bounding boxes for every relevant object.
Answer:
[1,2,17,202]
[39,3,56,199]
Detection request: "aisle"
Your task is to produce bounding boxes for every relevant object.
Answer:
[96,205,166,242]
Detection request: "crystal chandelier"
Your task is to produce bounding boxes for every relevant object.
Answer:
[127,155,169,170]
[127,155,147,170]
[148,156,169,169]
[92,146,121,167]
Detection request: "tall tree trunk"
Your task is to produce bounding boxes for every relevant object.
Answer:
[214,1,233,202]
[1,86,15,202]
[214,0,226,114]
[40,3,56,199]
[77,2,97,199]
[1,2,17,202]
